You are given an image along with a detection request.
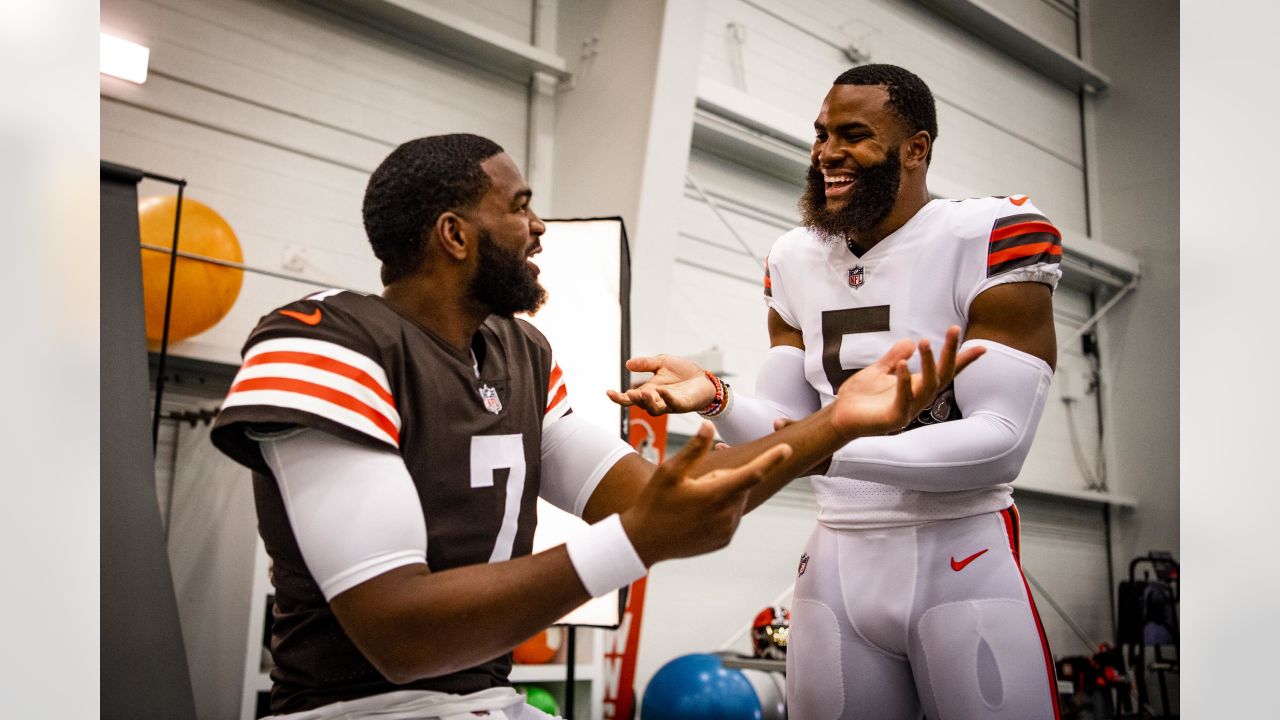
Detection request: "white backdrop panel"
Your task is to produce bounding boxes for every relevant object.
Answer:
[522,219,627,437]
[523,219,628,627]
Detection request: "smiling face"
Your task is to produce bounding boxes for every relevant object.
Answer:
[800,84,910,243]
[465,153,548,316]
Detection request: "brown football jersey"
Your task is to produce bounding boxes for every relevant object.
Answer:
[211,289,571,713]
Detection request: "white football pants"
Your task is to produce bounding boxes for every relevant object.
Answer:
[786,505,1060,720]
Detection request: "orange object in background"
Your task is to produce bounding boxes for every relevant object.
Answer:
[139,195,243,343]
[513,627,563,665]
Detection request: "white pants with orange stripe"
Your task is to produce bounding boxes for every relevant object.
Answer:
[785,505,1060,720]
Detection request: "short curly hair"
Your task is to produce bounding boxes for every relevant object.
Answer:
[833,64,938,164]
[362,134,505,284]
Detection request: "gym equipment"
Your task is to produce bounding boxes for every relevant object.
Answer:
[139,194,243,342]
[750,606,790,661]
[740,668,786,720]
[641,653,763,719]
[1055,643,1129,718]
[513,627,563,665]
[516,684,560,715]
[1117,552,1179,718]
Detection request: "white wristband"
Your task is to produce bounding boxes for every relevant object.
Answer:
[565,514,647,598]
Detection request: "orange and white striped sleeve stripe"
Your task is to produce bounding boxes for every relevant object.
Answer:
[544,360,571,430]
[221,337,401,448]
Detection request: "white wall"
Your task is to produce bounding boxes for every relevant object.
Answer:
[102,0,531,365]
[1017,494,1114,658]
[419,0,534,43]
[1086,1,1180,568]
[660,148,797,436]
[698,0,1087,233]
[983,0,1078,57]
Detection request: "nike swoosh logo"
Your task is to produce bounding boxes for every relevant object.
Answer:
[280,308,322,326]
[1010,195,1029,206]
[950,548,989,572]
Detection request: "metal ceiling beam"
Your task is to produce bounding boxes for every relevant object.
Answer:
[917,0,1111,94]
[306,0,570,83]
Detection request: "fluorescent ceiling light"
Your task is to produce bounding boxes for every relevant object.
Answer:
[100,32,149,84]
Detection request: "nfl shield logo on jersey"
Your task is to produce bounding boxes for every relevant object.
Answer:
[479,384,503,414]
[847,266,865,289]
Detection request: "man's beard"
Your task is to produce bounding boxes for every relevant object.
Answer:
[799,146,902,245]
[470,228,547,317]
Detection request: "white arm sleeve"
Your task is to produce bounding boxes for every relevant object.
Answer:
[540,412,637,517]
[260,428,427,601]
[711,345,821,446]
[827,340,1052,492]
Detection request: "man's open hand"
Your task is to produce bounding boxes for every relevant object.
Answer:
[619,422,791,565]
[831,326,985,439]
[606,354,714,415]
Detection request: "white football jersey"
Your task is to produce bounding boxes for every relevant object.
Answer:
[765,196,1062,528]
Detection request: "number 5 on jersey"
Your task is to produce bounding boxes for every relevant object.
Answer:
[821,305,891,391]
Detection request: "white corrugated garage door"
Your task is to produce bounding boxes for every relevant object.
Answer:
[101,0,534,365]
[698,0,1089,234]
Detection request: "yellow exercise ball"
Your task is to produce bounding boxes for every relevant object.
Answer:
[139,195,244,343]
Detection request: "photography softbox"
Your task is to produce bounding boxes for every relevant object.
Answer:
[520,217,630,628]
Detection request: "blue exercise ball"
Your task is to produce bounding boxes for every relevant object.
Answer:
[641,653,763,719]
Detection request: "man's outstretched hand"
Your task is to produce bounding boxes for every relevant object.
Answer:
[606,354,714,416]
[619,422,792,566]
[831,326,985,438]
[606,326,984,442]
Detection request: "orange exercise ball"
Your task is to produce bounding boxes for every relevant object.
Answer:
[513,627,563,665]
[139,195,244,343]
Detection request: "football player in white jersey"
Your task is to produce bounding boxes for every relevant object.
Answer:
[611,65,1063,719]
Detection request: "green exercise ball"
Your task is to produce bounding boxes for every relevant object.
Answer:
[517,684,560,715]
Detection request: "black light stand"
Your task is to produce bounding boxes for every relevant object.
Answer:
[564,626,577,718]
[146,173,188,449]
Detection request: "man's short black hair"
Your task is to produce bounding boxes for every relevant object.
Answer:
[834,64,938,164]
[363,133,505,284]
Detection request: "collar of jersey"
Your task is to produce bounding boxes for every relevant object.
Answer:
[371,294,496,370]
[821,198,944,272]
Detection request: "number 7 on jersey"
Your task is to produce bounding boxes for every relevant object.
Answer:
[469,434,526,563]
